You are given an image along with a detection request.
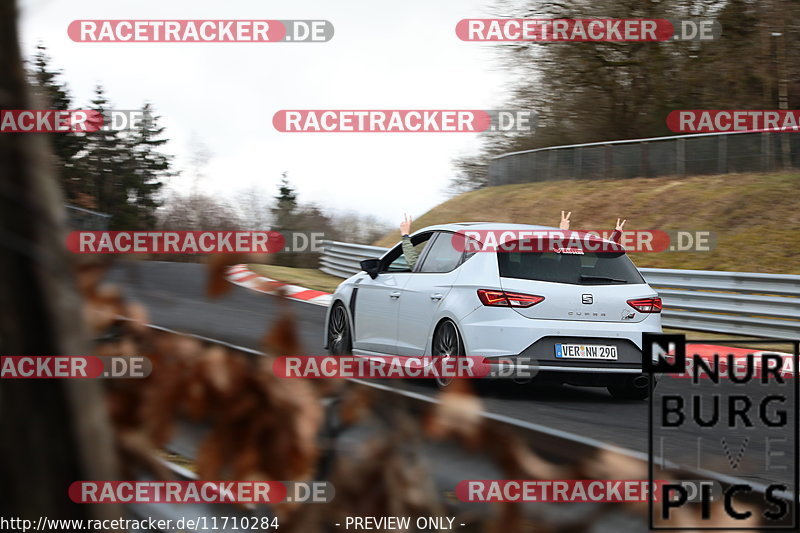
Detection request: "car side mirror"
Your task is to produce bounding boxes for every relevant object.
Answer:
[360,258,380,279]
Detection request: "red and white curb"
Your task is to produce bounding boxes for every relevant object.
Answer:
[225,264,332,307]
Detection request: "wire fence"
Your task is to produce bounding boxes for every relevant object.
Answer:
[488,130,800,186]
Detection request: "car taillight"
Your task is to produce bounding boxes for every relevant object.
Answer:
[477,289,544,308]
[627,297,662,313]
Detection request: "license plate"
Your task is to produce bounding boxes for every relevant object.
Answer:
[555,343,618,360]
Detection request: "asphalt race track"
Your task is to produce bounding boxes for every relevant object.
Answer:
[106,261,797,488]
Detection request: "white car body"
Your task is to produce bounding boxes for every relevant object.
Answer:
[324,222,663,393]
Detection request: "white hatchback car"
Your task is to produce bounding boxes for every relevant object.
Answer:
[324,223,663,399]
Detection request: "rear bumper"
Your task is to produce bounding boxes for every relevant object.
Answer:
[480,336,642,382]
[519,335,642,371]
[458,306,662,363]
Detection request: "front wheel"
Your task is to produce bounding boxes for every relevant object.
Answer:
[432,320,464,389]
[327,302,352,355]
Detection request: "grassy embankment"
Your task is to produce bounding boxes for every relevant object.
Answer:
[373,171,800,274]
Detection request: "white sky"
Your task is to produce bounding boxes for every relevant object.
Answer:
[18,0,512,224]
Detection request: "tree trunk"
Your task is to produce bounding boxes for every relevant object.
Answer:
[0,0,121,525]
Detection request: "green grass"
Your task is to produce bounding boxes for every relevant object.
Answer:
[246,264,343,293]
[373,171,800,274]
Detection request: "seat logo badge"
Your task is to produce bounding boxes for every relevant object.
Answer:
[582,294,593,304]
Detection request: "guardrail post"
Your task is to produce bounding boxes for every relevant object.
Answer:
[718,134,727,174]
[574,146,582,180]
[640,141,649,178]
[762,131,772,171]
[511,153,521,184]
[604,144,613,179]
[547,149,556,180]
[487,159,497,187]
[676,138,685,177]
[780,130,792,170]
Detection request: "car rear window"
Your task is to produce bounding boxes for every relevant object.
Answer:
[497,250,646,285]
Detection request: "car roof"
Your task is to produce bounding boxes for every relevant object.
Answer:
[415,222,557,232]
[412,222,621,246]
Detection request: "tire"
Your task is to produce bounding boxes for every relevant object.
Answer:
[607,376,651,400]
[327,302,352,356]
[432,319,464,389]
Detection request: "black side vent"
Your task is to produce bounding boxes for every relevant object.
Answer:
[349,287,358,337]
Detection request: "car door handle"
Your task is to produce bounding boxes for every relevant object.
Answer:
[390,291,401,299]
[430,293,443,301]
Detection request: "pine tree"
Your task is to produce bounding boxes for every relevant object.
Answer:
[75,85,126,222]
[270,174,303,267]
[271,172,298,231]
[74,88,174,229]
[117,103,173,229]
[28,44,88,204]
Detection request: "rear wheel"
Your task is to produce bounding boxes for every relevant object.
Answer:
[327,303,352,355]
[432,320,464,389]
[607,375,651,400]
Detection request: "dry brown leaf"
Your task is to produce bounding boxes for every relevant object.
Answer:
[205,254,247,298]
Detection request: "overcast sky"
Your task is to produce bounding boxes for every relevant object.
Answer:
[18,0,511,224]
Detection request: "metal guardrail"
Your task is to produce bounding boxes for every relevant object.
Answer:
[319,240,390,278]
[320,240,800,340]
[640,268,800,340]
[65,204,111,230]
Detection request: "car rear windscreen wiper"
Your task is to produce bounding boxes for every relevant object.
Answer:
[580,275,628,283]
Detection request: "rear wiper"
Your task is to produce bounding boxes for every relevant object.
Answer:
[580,275,627,283]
